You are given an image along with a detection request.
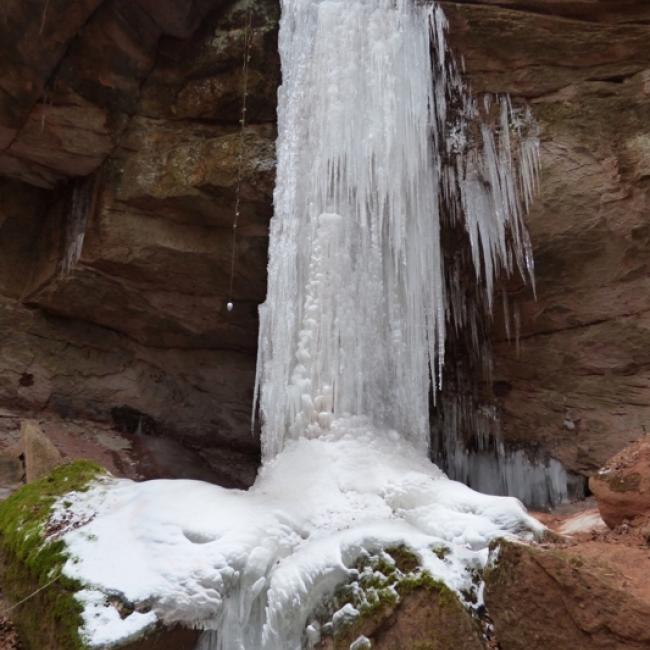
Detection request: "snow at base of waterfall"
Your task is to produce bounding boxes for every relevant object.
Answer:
[53,418,544,649]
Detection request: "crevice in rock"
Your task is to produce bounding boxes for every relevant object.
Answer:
[439,0,650,27]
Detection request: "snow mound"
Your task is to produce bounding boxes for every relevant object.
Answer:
[56,419,543,649]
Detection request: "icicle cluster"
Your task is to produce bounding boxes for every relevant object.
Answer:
[61,175,97,275]
[255,0,540,458]
[432,387,573,509]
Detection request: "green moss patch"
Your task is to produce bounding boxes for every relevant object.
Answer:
[312,545,475,649]
[0,461,105,650]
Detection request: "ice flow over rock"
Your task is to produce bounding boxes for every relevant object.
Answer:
[255,0,539,459]
[56,1,543,648]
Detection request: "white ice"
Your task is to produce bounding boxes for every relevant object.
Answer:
[76,590,157,648]
[559,510,607,536]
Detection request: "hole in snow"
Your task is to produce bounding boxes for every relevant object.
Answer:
[183,530,217,545]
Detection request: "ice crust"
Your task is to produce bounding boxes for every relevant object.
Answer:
[60,421,542,649]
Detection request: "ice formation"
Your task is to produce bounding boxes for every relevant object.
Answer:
[432,391,573,509]
[255,0,540,458]
[52,1,547,648]
[61,175,97,275]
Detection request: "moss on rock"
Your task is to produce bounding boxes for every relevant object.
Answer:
[0,460,105,650]
[607,472,641,494]
[315,546,483,650]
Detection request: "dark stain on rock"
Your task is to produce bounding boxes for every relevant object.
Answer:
[493,381,512,398]
[111,406,158,437]
[607,472,641,493]
[18,373,34,388]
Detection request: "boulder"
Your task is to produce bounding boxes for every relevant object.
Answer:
[315,548,485,650]
[0,461,202,649]
[485,539,650,649]
[590,434,650,527]
[318,585,484,650]
[439,1,650,478]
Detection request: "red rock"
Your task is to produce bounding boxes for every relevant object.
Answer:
[486,539,650,649]
[590,434,650,528]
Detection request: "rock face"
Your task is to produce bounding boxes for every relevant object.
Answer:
[440,1,650,478]
[485,539,650,649]
[0,0,279,467]
[590,434,650,527]
[318,586,484,650]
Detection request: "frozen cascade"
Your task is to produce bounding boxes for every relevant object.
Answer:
[255,0,540,459]
[54,2,547,649]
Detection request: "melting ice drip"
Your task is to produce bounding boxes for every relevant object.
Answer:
[55,3,546,650]
[255,0,540,460]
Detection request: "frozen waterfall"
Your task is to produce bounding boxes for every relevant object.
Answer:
[56,2,546,649]
[255,0,539,459]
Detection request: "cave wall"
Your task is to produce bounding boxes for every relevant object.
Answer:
[0,0,649,484]
[0,0,279,453]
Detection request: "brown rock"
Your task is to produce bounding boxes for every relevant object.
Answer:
[0,447,24,499]
[139,1,280,124]
[485,539,650,649]
[442,2,650,97]
[0,0,104,148]
[589,434,650,528]
[442,1,650,24]
[122,625,200,650]
[20,420,62,483]
[6,89,115,181]
[0,2,279,459]
[319,586,484,650]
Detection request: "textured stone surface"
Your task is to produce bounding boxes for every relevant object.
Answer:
[0,0,279,461]
[590,434,650,527]
[485,539,650,649]
[318,586,484,650]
